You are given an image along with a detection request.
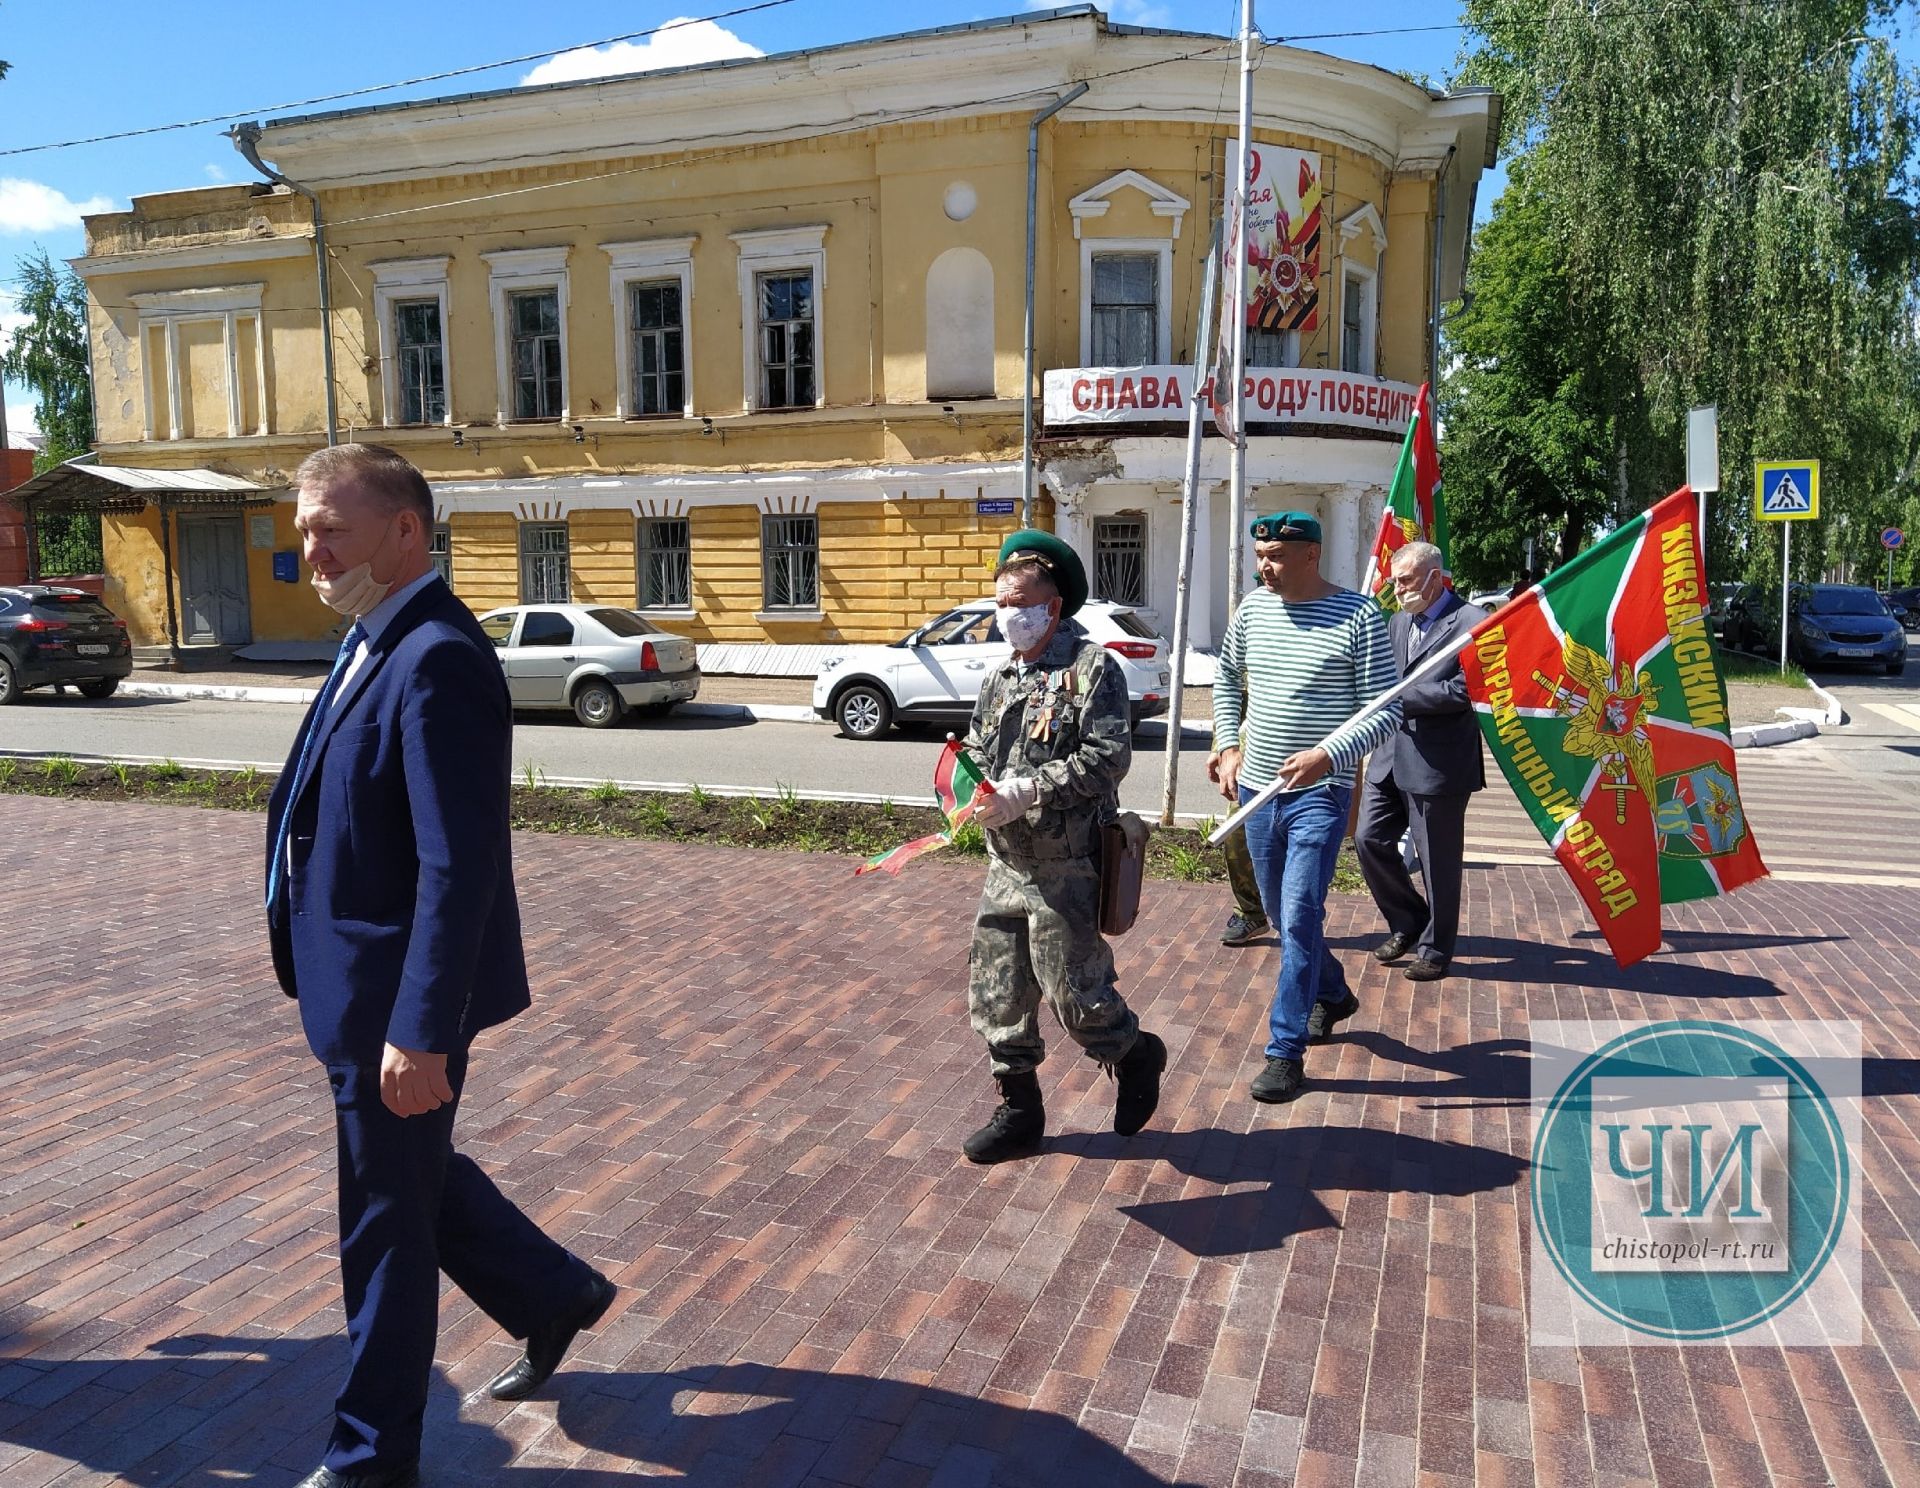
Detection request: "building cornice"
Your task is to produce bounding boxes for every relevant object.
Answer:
[70,234,313,281]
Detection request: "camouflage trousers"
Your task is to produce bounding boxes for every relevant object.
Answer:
[968,853,1140,1076]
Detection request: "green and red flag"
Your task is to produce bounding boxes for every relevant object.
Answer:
[1459,486,1768,966]
[1364,380,1448,608]
[855,739,995,877]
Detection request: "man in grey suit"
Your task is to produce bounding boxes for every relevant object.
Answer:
[1354,542,1487,985]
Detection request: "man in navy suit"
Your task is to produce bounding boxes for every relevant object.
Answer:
[1353,541,1488,986]
[265,444,614,1488]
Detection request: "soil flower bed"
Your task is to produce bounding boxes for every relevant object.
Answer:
[0,754,1365,892]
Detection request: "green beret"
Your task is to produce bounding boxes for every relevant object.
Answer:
[1250,510,1323,543]
[995,528,1088,617]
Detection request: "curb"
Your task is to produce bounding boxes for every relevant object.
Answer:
[1731,718,1819,749]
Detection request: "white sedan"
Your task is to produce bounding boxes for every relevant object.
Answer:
[813,599,1173,740]
[477,604,701,727]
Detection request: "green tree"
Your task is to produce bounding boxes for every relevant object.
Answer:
[2,248,93,470]
[1453,0,1920,584]
[3,250,100,574]
[1440,162,1620,590]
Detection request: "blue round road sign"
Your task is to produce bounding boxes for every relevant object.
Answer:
[1884,527,1906,550]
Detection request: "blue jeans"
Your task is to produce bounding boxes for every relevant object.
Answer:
[1240,782,1352,1060]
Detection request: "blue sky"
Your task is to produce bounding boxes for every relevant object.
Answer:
[0,0,1890,435]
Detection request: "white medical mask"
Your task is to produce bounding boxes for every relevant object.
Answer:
[310,518,397,616]
[997,602,1055,655]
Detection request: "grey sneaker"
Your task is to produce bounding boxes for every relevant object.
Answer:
[1221,911,1268,946]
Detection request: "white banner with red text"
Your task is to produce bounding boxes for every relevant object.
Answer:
[1044,366,1420,436]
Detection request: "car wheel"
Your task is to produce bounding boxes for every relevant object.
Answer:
[834,682,894,740]
[76,677,119,700]
[572,678,624,728]
[0,655,17,706]
[1887,659,1907,676]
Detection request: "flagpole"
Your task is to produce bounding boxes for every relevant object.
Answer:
[1160,222,1224,827]
[1205,621,1481,844]
[1225,0,1255,625]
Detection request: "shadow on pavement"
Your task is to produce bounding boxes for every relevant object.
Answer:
[1442,934,1786,999]
[0,1335,1200,1487]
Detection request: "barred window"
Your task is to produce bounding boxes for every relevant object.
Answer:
[629,281,685,416]
[519,522,570,604]
[1094,517,1147,607]
[761,514,818,610]
[1090,253,1158,365]
[638,517,691,610]
[757,271,816,409]
[509,290,563,420]
[1245,326,1296,367]
[429,522,452,586]
[394,299,447,425]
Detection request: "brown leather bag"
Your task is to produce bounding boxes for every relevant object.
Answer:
[1099,812,1150,935]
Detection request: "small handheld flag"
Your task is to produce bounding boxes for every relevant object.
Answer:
[855,738,995,877]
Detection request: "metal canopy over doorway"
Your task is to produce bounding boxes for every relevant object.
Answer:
[0,459,281,668]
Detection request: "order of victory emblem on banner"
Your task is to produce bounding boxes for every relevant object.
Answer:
[1227,143,1322,334]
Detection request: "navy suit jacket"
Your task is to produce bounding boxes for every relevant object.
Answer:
[265,578,531,1065]
[1364,591,1489,797]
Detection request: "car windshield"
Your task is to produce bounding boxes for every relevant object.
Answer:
[1805,588,1889,617]
[915,610,994,645]
[590,608,659,638]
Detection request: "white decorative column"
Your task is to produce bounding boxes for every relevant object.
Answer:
[1327,484,1364,591]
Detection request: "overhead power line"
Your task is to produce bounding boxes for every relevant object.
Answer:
[0,0,795,158]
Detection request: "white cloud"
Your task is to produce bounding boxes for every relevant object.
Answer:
[6,404,39,444]
[520,18,763,87]
[204,163,229,184]
[0,177,118,235]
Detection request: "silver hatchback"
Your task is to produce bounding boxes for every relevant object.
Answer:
[477,604,702,727]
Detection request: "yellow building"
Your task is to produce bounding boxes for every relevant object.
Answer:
[72,6,1497,662]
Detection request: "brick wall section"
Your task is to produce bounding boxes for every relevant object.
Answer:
[1,449,34,586]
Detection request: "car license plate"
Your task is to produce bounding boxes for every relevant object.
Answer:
[76,643,109,656]
[1838,647,1870,658]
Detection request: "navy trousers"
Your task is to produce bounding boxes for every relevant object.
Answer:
[324,1055,592,1475]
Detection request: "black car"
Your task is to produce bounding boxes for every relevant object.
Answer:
[1883,586,1920,630]
[1726,582,1906,673]
[0,586,135,705]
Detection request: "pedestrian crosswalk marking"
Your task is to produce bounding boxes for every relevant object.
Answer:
[1864,702,1920,733]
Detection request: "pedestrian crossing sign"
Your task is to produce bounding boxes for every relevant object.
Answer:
[1753,461,1820,521]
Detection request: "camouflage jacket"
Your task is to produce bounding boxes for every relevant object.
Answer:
[963,620,1132,861]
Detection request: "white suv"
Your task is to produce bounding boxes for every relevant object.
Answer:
[813,599,1173,740]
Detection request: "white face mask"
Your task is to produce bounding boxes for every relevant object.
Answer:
[997,602,1055,655]
[310,517,398,617]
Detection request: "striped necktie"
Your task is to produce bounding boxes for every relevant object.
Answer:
[265,621,367,909]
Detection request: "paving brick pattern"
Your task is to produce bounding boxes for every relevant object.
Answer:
[3,792,1919,1486]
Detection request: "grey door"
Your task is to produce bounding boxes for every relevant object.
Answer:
[179,515,252,645]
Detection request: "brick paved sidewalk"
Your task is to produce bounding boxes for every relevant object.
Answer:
[3,796,1918,1487]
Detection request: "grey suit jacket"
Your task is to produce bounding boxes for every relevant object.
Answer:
[1364,591,1489,796]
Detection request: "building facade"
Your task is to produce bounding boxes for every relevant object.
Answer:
[74,7,1497,659]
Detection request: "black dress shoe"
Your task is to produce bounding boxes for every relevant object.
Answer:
[487,1269,616,1402]
[1113,1029,1167,1136]
[1372,931,1415,964]
[1404,957,1449,982]
[293,1465,420,1488]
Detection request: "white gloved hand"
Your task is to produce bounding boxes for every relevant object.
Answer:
[974,775,1040,827]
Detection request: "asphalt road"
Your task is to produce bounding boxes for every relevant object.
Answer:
[0,690,1236,820]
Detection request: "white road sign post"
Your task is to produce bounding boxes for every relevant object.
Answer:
[1754,461,1821,673]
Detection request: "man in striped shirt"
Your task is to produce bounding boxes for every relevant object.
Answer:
[1209,511,1401,1104]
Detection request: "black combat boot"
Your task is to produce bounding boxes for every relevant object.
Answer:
[962,1071,1045,1164]
[1113,1030,1167,1136]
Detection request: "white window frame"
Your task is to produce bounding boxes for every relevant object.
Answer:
[603,236,696,419]
[1337,204,1388,377]
[483,246,572,425]
[129,283,268,441]
[1079,239,1173,366]
[370,257,453,427]
[731,225,828,413]
[635,513,694,614]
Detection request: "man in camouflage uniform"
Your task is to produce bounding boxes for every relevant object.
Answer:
[959,530,1167,1165]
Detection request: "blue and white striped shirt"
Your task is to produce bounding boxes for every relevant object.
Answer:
[1213,586,1401,792]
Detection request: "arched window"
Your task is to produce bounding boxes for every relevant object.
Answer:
[925,247,995,399]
